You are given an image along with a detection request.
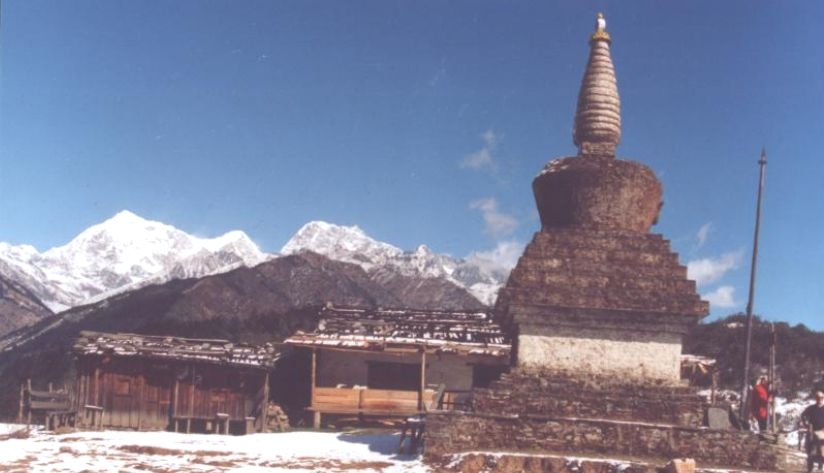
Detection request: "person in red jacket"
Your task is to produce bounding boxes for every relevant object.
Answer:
[750,376,771,431]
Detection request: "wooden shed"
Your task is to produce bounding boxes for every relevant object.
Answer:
[285,305,511,427]
[72,331,283,434]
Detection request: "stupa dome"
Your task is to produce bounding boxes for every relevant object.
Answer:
[533,13,662,233]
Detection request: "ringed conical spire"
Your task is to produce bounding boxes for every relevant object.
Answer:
[573,13,621,157]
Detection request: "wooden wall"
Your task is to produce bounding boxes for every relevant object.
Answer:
[75,356,265,431]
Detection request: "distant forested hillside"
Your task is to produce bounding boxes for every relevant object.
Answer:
[684,314,824,393]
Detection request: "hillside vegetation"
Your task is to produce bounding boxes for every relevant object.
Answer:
[684,314,824,393]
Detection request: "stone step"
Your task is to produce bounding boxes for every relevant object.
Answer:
[472,373,706,427]
[430,450,801,473]
[424,411,794,472]
[520,243,683,269]
[507,267,697,295]
[492,371,698,395]
[472,393,703,427]
[511,255,689,280]
[504,283,706,315]
[530,229,672,253]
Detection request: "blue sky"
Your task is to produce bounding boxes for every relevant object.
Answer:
[1,2,822,329]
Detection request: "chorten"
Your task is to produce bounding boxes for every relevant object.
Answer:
[425,15,791,472]
[495,12,707,384]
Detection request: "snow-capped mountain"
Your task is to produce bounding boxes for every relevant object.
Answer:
[0,211,268,312]
[281,221,508,305]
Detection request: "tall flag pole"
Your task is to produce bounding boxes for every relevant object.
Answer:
[739,147,768,423]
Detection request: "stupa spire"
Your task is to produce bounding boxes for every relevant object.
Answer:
[573,12,621,157]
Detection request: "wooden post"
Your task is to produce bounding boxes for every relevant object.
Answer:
[93,368,100,407]
[418,349,426,411]
[311,349,320,429]
[172,377,179,432]
[17,382,24,423]
[93,368,102,429]
[261,371,269,433]
[137,374,144,431]
[26,379,32,427]
[187,365,195,433]
[83,371,91,426]
[739,148,768,422]
[769,323,777,432]
[77,371,83,428]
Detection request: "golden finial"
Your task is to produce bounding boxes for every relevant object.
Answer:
[591,12,611,43]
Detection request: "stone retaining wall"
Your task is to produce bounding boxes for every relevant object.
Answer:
[436,453,661,473]
[424,411,788,471]
[473,369,707,427]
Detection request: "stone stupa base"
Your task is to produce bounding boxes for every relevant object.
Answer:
[424,369,792,472]
[495,227,708,384]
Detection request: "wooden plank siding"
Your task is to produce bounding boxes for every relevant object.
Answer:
[74,356,266,432]
[311,387,437,415]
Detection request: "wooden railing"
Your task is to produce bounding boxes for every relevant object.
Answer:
[312,387,439,415]
[311,384,470,415]
[18,379,75,428]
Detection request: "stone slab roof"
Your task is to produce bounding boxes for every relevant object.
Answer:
[73,331,282,369]
[285,305,511,358]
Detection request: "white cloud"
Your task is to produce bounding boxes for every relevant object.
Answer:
[466,240,524,276]
[460,129,500,172]
[703,285,737,309]
[687,249,744,286]
[462,148,494,170]
[696,222,712,247]
[470,197,518,238]
[480,129,498,148]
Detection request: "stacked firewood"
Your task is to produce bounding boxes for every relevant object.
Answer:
[265,402,290,432]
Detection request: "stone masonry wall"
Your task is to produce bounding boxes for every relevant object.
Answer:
[517,327,681,383]
[425,411,788,471]
[473,369,706,427]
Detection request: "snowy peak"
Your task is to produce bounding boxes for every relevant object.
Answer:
[281,221,507,305]
[44,211,193,273]
[282,221,403,271]
[0,211,268,311]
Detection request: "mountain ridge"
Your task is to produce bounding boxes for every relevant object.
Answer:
[0,213,509,329]
[282,220,507,305]
[0,210,269,313]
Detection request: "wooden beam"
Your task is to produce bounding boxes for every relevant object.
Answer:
[418,349,426,411]
[172,376,179,432]
[261,371,269,433]
[27,379,32,426]
[187,365,195,433]
[311,349,319,429]
[79,372,87,427]
[93,369,100,409]
[310,349,317,404]
[17,382,24,423]
[137,374,144,431]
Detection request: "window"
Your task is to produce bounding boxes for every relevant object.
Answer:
[472,365,507,388]
[367,362,421,391]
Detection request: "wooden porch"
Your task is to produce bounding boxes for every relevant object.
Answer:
[308,348,461,427]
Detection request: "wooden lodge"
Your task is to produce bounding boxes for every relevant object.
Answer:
[285,305,511,427]
[72,331,283,434]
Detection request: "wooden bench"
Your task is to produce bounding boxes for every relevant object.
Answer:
[82,405,104,430]
[46,410,77,431]
[214,413,230,435]
[310,387,438,428]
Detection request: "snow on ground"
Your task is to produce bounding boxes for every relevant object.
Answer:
[697,389,815,448]
[0,424,430,473]
[776,393,811,448]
